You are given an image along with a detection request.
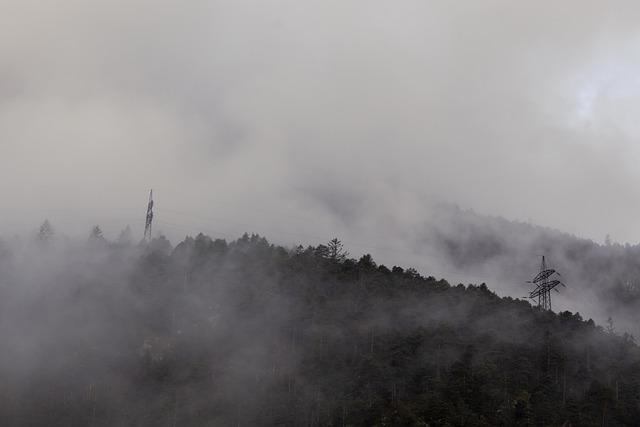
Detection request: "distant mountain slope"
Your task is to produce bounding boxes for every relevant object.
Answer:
[1,232,639,426]
[424,203,640,335]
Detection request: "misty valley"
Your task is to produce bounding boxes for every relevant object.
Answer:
[2,218,640,426]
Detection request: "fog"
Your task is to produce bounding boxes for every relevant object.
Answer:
[1,221,636,424]
[3,1,640,245]
[3,2,640,343]
[5,4,640,423]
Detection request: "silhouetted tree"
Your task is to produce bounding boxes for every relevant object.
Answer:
[117,225,133,245]
[36,219,54,242]
[327,238,349,262]
[88,225,107,247]
[606,316,616,334]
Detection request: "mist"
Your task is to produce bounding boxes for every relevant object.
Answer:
[3,1,640,244]
[1,227,638,424]
[3,1,640,321]
[3,2,640,424]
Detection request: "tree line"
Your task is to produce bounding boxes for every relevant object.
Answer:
[0,224,639,425]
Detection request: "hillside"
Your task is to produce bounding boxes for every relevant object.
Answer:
[423,203,640,335]
[0,232,639,426]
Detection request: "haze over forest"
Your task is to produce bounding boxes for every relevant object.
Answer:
[4,0,640,323]
[3,2,640,425]
[2,229,640,425]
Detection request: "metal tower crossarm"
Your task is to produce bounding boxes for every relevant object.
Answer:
[528,256,564,310]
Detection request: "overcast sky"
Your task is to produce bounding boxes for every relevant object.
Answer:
[3,1,640,259]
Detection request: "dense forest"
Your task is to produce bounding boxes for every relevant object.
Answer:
[1,225,639,426]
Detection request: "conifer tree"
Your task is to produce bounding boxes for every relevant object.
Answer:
[36,219,54,242]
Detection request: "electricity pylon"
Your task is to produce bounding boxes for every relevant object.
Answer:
[528,256,564,310]
[143,189,154,242]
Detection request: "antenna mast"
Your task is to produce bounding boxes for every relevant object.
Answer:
[528,256,565,310]
[144,189,154,242]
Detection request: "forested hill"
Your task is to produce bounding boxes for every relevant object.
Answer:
[424,203,640,335]
[1,232,639,426]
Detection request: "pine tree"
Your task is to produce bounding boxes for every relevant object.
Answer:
[117,225,133,245]
[327,238,349,262]
[606,316,616,334]
[88,225,107,247]
[36,219,54,242]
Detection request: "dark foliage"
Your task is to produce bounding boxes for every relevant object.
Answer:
[1,233,639,426]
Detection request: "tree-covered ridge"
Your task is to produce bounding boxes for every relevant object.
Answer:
[0,231,639,426]
[427,204,640,333]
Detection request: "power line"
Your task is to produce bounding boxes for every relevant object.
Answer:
[156,206,452,260]
[153,189,393,238]
[153,189,550,273]
[154,189,329,224]
[0,188,560,297]
[155,207,530,293]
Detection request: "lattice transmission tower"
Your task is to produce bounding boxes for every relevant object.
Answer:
[143,189,154,242]
[528,256,565,310]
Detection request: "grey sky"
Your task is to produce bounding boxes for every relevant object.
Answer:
[3,1,640,254]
